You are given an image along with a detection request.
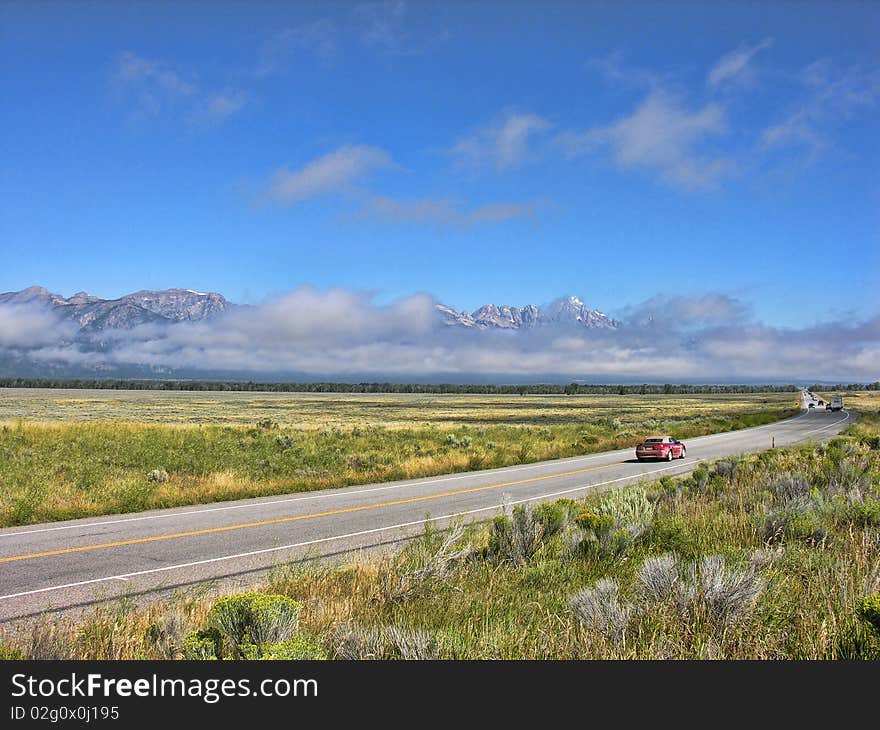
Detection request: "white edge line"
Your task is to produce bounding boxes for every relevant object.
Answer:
[799,411,850,436]
[0,460,699,602]
[0,409,811,538]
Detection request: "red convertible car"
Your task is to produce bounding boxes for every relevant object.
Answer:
[635,436,686,461]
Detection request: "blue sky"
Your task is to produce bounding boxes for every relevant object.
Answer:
[1,0,878,329]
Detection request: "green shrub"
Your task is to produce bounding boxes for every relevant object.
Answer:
[706,475,728,494]
[554,499,582,517]
[689,465,709,491]
[146,468,169,483]
[487,514,514,559]
[859,435,880,450]
[856,595,880,636]
[533,502,570,535]
[597,487,655,538]
[648,517,698,559]
[710,460,737,480]
[658,476,677,494]
[488,502,569,564]
[521,558,565,586]
[182,628,221,660]
[573,509,635,559]
[848,501,880,527]
[785,513,828,545]
[261,633,328,660]
[575,510,615,533]
[207,593,301,658]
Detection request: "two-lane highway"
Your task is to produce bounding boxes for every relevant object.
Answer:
[0,406,851,621]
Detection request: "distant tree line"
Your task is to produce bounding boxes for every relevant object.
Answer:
[3,377,876,395]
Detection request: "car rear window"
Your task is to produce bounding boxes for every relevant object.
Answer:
[644,438,663,443]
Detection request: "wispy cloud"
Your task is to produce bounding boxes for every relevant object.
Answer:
[361,196,538,227]
[194,90,248,124]
[112,51,246,125]
[356,0,408,48]
[452,113,553,172]
[585,51,664,90]
[111,51,196,119]
[255,20,338,76]
[266,145,394,204]
[761,110,825,155]
[707,38,773,88]
[262,146,540,224]
[112,51,197,97]
[761,60,880,156]
[559,90,731,190]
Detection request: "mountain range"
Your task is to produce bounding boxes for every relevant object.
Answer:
[0,286,231,334]
[0,286,619,334]
[436,296,618,331]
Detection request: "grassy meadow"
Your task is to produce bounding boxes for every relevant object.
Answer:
[0,389,802,526]
[1,391,877,659]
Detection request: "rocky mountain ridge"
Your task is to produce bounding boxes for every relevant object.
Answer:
[436,295,619,330]
[0,286,231,333]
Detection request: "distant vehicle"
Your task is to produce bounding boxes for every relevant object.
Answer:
[829,396,844,412]
[817,400,825,406]
[826,403,833,410]
[808,403,815,408]
[636,436,686,462]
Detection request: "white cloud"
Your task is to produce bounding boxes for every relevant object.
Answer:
[112,51,196,119]
[255,21,337,77]
[111,51,245,124]
[560,90,731,190]
[707,38,773,88]
[761,60,880,155]
[198,90,247,123]
[761,110,824,154]
[112,51,196,96]
[466,201,538,225]
[362,196,538,226]
[267,145,394,204]
[356,0,408,48]
[621,294,751,329]
[452,113,552,172]
[0,305,76,348]
[585,51,664,89]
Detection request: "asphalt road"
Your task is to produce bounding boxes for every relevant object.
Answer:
[0,405,852,622]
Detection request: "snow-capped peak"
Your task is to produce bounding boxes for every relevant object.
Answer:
[436,295,619,331]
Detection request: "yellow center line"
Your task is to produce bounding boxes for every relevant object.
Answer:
[0,461,620,564]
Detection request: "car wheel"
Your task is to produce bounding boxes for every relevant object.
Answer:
[666,450,673,461]
[680,447,686,459]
